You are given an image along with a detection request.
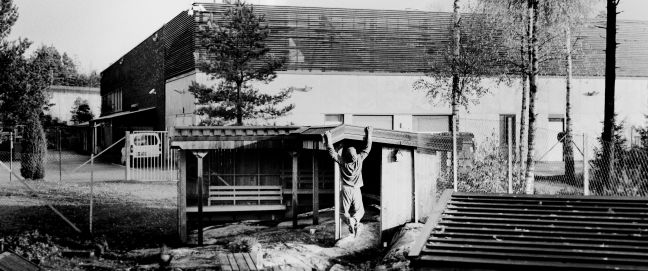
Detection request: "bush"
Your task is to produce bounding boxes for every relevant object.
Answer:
[20,113,47,180]
[439,134,524,193]
[589,121,648,196]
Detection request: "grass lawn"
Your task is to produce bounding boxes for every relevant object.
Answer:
[0,178,178,251]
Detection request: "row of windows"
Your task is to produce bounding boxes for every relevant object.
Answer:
[324,114,451,132]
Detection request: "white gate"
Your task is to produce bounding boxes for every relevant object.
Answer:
[126,131,178,181]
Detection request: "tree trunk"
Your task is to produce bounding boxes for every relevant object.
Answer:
[564,27,576,182]
[524,0,539,195]
[601,0,617,191]
[452,0,461,132]
[236,82,243,125]
[519,74,529,172]
[451,0,461,189]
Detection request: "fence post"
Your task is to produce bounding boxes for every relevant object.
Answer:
[9,131,13,183]
[90,124,96,234]
[583,133,590,196]
[452,114,458,192]
[125,131,130,181]
[508,117,513,194]
[58,128,62,183]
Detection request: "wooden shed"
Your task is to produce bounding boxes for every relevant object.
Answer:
[170,125,454,244]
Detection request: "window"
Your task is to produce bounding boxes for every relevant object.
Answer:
[413,115,451,132]
[499,114,516,148]
[324,114,344,125]
[353,115,393,130]
[103,88,123,113]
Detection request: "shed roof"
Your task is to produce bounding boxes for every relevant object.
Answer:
[170,125,455,151]
[409,190,648,270]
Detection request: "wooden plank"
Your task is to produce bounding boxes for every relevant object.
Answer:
[218,254,233,271]
[177,151,187,243]
[420,248,648,265]
[227,253,240,271]
[417,255,648,271]
[446,206,648,217]
[186,205,286,212]
[408,189,453,258]
[430,232,648,246]
[443,210,648,223]
[448,201,648,212]
[435,226,648,241]
[234,253,250,271]
[210,185,284,190]
[292,152,299,229]
[210,191,283,196]
[442,215,648,228]
[452,192,648,202]
[211,196,283,201]
[438,221,648,235]
[425,242,648,259]
[312,152,319,225]
[243,253,258,271]
[427,238,648,253]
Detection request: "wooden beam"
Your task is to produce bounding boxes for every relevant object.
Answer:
[408,189,453,258]
[193,151,207,246]
[312,151,319,225]
[291,152,299,229]
[334,160,341,240]
[178,151,187,243]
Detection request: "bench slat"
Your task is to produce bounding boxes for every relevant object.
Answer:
[211,196,283,201]
[210,191,282,196]
[187,205,286,212]
[210,185,282,190]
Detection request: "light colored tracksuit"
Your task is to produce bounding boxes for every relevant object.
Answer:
[327,136,372,227]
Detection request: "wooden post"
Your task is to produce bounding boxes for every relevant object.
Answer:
[334,160,341,240]
[291,152,299,229]
[452,115,458,192]
[9,131,12,182]
[583,134,590,196]
[508,117,513,194]
[312,152,319,225]
[58,128,62,183]
[125,131,130,181]
[177,151,187,243]
[193,151,207,245]
[90,124,95,234]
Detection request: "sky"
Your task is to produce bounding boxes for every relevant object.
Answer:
[7,0,648,74]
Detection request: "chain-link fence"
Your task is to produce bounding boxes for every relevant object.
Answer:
[437,116,647,197]
[0,129,180,252]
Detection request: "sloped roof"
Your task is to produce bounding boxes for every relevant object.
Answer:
[193,4,648,77]
[409,190,648,270]
[170,125,454,151]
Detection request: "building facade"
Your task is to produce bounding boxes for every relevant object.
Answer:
[46,85,100,124]
[99,3,648,161]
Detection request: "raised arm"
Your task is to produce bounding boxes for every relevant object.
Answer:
[324,131,341,163]
[360,126,373,157]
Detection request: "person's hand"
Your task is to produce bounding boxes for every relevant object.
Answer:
[324,131,332,143]
[365,126,373,134]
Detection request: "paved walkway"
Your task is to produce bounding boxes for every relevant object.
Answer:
[0,150,126,183]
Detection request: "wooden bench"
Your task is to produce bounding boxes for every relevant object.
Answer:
[186,185,286,213]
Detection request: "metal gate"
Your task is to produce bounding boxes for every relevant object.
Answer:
[126,131,178,181]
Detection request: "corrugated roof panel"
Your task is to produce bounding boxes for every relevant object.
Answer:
[410,192,648,270]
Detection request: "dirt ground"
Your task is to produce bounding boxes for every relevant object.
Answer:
[0,177,415,270]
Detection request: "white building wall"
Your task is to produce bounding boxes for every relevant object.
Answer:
[165,72,198,130]
[170,70,648,161]
[46,86,100,124]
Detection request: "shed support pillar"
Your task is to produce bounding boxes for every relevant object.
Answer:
[291,152,299,229]
[178,151,187,243]
[193,151,207,246]
[312,151,319,225]
[334,160,341,240]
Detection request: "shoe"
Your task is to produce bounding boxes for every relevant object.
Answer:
[354,222,361,237]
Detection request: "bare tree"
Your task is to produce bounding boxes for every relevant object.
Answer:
[601,0,620,188]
